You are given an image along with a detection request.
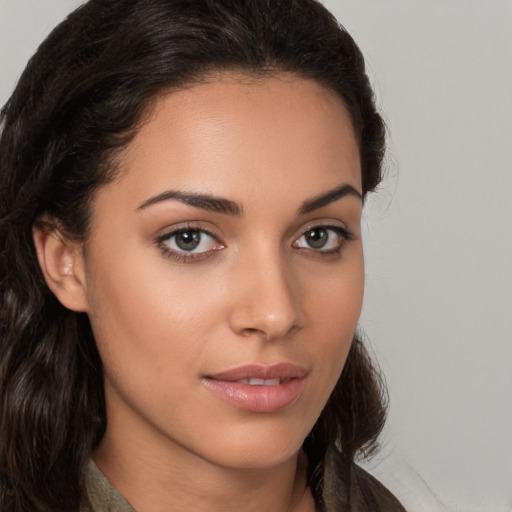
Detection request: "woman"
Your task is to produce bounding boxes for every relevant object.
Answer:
[0,0,406,511]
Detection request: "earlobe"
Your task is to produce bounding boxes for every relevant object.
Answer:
[33,221,89,312]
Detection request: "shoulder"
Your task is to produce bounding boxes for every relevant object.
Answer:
[322,447,407,512]
[348,463,407,512]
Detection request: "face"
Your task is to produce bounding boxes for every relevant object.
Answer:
[80,74,363,470]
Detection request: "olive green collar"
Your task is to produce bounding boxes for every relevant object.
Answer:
[84,460,136,512]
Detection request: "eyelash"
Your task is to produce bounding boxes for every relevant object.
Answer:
[292,224,355,258]
[156,224,222,263]
[156,223,354,263]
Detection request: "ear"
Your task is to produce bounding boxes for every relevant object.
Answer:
[33,220,89,312]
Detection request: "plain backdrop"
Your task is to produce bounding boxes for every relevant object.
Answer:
[1,1,511,511]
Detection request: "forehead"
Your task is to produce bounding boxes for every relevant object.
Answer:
[99,73,361,212]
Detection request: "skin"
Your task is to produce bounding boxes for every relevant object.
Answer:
[35,73,363,512]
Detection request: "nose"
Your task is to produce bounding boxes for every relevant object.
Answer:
[228,247,304,341]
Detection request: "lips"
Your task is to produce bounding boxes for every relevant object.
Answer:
[202,363,308,413]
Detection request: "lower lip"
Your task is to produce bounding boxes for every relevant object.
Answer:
[202,377,307,413]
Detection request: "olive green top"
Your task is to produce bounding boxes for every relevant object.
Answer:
[83,460,135,512]
[82,449,406,512]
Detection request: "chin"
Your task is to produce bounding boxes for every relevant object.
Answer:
[196,415,312,471]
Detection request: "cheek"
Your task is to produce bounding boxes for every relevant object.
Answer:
[84,258,229,443]
[84,247,225,385]
[305,249,364,338]
[296,246,364,408]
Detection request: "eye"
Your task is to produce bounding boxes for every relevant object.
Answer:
[293,225,352,253]
[157,227,224,262]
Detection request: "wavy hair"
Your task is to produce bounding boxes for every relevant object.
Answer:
[0,0,387,510]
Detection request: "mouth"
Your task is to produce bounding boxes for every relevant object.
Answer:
[237,377,281,386]
[202,363,308,413]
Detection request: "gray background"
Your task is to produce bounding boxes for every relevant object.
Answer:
[1,1,511,511]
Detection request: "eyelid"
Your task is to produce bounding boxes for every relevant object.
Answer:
[155,222,225,263]
[154,220,355,263]
[292,223,355,254]
[295,221,354,240]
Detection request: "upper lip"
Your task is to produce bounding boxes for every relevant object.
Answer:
[206,363,308,382]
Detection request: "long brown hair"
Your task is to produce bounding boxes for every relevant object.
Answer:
[0,1,387,510]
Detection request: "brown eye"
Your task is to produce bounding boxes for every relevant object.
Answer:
[174,230,202,251]
[304,228,329,249]
[293,225,351,252]
[159,228,219,254]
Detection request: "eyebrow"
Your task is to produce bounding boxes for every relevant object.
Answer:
[137,183,361,216]
[137,190,243,216]
[298,184,362,215]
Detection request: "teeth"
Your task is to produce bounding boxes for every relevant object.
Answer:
[239,378,281,386]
